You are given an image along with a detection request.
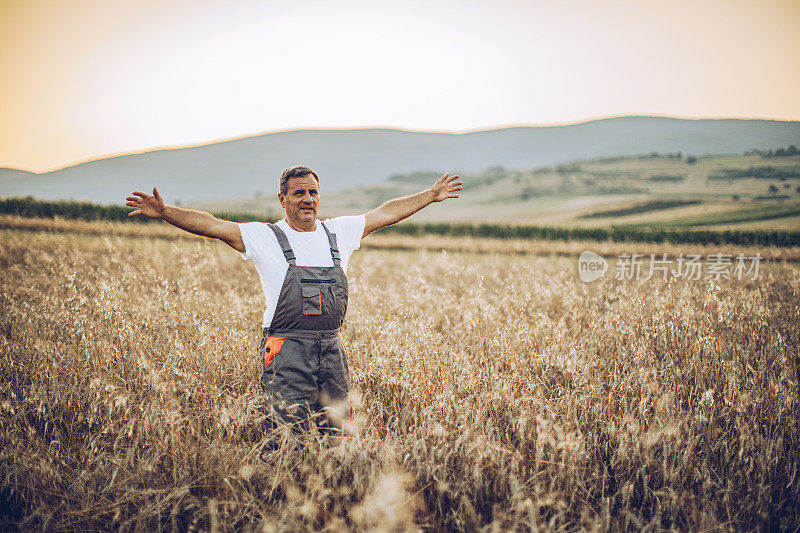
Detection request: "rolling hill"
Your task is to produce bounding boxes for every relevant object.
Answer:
[1,116,799,205]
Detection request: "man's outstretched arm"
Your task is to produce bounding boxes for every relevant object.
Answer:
[363,172,462,238]
[126,187,246,253]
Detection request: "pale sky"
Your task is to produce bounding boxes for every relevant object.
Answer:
[1,0,799,172]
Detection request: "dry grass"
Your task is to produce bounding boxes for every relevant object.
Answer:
[362,233,800,263]
[0,214,197,240]
[1,227,799,531]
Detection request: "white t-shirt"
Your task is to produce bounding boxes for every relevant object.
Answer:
[238,216,366,327]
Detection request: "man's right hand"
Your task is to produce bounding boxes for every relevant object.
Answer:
[126,187,166,218]
[125,186,246,253]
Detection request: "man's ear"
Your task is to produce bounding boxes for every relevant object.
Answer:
[278,193,285,208]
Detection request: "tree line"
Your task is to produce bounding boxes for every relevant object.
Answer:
[744,145,799,158]
[0,196,266,224]
[380,221,800,247]
[579,199,700,219]
[2,196,798,247]
[708,166,800,181]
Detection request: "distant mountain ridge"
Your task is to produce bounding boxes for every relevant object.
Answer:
[1,116,799,204]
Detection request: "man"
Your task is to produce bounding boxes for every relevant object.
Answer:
[125,165,462,443]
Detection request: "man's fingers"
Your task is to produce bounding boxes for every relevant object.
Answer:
[131,191,150,199]
[125,201,139,207]
[153,187,162,201]
[439,172,449,182]
[128,209,141,217]
[446,173,460,183]
[447,194,459,199]
[450,185,463,192]
[126,196,141,202]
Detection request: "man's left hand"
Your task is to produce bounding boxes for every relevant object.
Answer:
[429,173,463,202]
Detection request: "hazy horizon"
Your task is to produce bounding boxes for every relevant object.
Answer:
[10,113,800,175]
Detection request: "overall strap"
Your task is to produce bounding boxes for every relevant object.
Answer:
[267,223,296,265]
[320,221,341,266]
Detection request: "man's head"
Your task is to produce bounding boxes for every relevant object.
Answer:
[278,165,320,230]
[279,165,319,196]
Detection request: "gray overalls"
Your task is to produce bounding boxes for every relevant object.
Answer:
[257,222,351,437]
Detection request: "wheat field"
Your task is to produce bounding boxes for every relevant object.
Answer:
[1,225,799,531]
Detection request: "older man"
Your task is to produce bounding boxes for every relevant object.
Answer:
[126,165,462,442]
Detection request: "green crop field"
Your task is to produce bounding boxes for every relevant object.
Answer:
[192,152,800,231]
[636,204,800,228]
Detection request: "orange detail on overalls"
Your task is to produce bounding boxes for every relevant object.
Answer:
[338,332,350,357]
[264,336,286,368]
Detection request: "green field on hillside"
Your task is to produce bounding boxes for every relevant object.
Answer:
[194,151,800,230]
[636,204,800,228]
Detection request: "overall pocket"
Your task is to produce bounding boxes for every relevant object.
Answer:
[264,336,286,368]
[330,281,347,313]
[301,284,323,315]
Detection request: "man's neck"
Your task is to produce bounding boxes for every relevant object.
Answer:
[284,218,317,232]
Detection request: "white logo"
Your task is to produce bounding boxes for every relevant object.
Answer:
[578,251,607,282]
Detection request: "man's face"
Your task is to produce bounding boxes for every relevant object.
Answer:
[279,174,320,227]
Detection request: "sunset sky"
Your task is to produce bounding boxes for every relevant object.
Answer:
[1,0,799,172]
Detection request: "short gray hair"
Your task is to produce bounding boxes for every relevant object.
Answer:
[279,165,319,195]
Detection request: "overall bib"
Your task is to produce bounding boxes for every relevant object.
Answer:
[258,222,351,437]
